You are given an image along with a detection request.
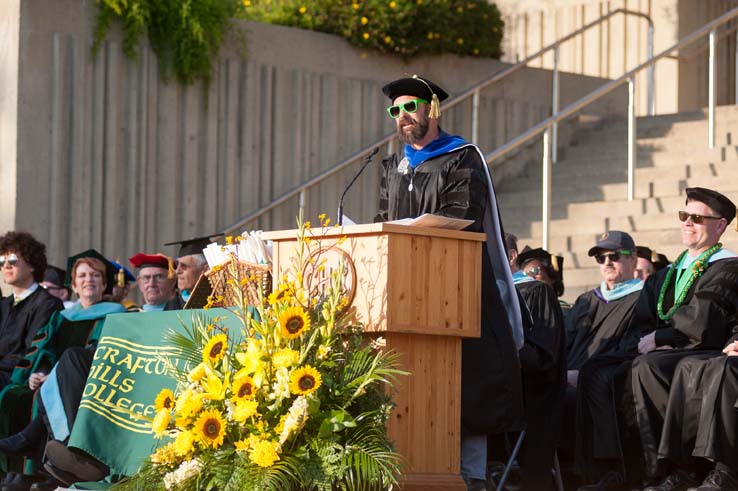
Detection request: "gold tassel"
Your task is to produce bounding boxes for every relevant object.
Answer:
[651,250,659,263]
[157,253,177,279]
[551,254,560,272]
[429,93,441,119]
[117,266,125,288]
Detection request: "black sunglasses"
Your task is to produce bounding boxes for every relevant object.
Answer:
[678,211,723,224]
[0,254,19,267]
[595,250,633,264]
[387,98,428,119]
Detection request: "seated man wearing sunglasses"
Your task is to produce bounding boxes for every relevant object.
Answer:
[0,232,63,389]
[575,187,738,491]
[375,75,524,491]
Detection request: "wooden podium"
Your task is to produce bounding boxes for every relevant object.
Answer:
[263,223,484,491]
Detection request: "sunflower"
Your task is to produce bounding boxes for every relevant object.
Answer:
[279,306,311,340]
[289,365,322,396]
[193,409,227,448]
[154,388,175,411]
[152,409,170,437]
[231,374,256,403]
[203,334,228,365]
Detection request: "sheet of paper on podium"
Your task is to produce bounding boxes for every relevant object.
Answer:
[388,213,473,230]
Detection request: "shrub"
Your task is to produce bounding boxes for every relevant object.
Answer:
[239,0,504,58]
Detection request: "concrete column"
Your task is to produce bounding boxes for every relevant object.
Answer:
[0,0,20,234]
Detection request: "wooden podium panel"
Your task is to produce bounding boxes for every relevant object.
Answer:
[263,223,484,490]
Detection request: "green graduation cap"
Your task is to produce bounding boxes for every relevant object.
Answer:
[65,249,119,294]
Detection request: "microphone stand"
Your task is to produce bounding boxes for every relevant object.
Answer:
[337,147,380,226]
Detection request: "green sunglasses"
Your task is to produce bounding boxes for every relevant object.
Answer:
[387,98,428,119]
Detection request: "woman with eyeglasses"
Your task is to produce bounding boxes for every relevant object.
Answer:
[0,232,64,392]
[0,249,126,491]
[509,245,567,491]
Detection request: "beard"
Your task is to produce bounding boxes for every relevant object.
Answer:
[396,115,430,145]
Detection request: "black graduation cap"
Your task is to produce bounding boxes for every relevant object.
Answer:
[43,265,67,287]
[164,234,223,258]
[382,75,449,119]
[685,187,737,225]
[516,246,565,297]
[64,249,119,294]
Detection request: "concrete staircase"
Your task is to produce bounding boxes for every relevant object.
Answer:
[497,105,738,304]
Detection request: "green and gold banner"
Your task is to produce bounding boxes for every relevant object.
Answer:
[67,308,243,477]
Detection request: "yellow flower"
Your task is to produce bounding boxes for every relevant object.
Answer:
[249,440,280,468]
[231,399,259,423]
[243,0,251,7]
[235,339,266,386]
[457,38,464,45]
[234,439,250,452]
[473,48,480,55]
[389,1,396,7]
[202,372,229,401]
[150,443,177,465]
[360,16,368,25]
[352,2,359,9]
[318,344,332,360]
[273,348,299,369]
[363,32,370,40]
[427,31,434,40]
[175,389,203,418]
[173,430,195,457]
[289,366,322,396]
[384,36,392,44]
[456,6,463,12]
[193,409,227,449]
[152,409,170,437]
[188,362,209,383]
[299,6,306,13]
[231,374,257,403]
[203,334,228,365]
[279,306,310,340]
[154,388,175,411]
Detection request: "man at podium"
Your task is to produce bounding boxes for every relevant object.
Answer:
[375,75,525,491]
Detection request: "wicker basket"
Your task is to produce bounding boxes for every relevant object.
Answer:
[205,258,272,307]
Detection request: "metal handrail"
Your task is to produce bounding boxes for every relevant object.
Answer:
[487,7,738,248]
[224,8,654,234]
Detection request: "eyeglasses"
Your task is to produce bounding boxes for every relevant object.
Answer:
[0,254,19,268]
[678,211,723,224]
[595,250,633,264]
[387,98,428,119]
[139,273,168,283]
[524,267,541,277]
[41,284,65,291]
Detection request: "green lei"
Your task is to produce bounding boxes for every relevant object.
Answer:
[657,242,722,320]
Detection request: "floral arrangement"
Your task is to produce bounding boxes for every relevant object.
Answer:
[112,215,405,491]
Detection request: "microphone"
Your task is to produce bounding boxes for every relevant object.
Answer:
[337,147,380,226]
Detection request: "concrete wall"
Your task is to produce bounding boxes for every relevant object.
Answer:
[0,0,625,274]
[497,0,738,115]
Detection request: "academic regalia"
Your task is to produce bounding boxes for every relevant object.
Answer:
[164,294,186,311]
[0,288,63,387]
[516,280,566,490]
[375,135,525,435]
[566,287,641,371]
[576,255,738,481]
[657,353,738,470]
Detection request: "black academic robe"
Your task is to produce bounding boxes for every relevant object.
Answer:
[164,294,185,311]
[576,257,738,480]
[0,288,63,386]
[375,145,524,434]
[656,351,738,470]
[566,287,641,370]
[517,281,566,490]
